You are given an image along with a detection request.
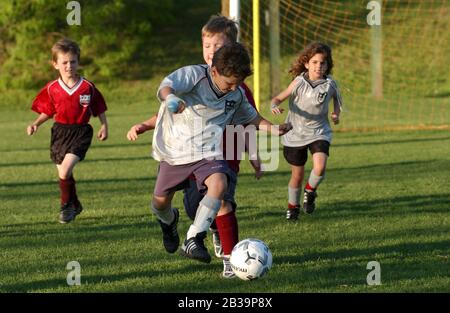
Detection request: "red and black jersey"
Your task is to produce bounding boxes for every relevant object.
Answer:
[223,82,257,174]
[31,77,107,124]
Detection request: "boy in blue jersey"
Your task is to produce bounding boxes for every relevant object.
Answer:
[151,43,292,263]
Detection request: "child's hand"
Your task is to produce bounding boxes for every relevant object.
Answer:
[271,103,284,115]
[127,124,146,141]
[166,94,186,114]
[27,124,38,136]
[331,112,340,125]
[254,167,264,180]
[278,122,293,135]
[97,125,108,141]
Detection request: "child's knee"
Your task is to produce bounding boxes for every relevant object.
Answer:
[152,195,171,210]
[205,173,228,196]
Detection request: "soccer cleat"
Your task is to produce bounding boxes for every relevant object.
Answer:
[180,231,211,264]
[157,208,180,254]
[211,228,224,258]
[286,206,300,221]
[222,256,236,278]
[59,203,76,224]
[303,189,317,214]
[74,201,83,217]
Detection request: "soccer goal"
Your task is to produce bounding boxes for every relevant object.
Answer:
[228,0,450,131]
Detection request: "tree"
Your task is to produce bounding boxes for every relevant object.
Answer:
[0,0,175,88]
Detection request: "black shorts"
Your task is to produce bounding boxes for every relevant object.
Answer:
[50,123,93,164]
[283,140,330,166]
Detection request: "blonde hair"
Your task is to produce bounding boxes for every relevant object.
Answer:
[201,15,238,43]
[51,38,80,62]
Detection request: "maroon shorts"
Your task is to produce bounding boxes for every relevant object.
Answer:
[153,159,231,197]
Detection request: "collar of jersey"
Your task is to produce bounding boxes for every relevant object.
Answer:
[58,76,83,95]
[206,67,227,98]
[302,72,328,88]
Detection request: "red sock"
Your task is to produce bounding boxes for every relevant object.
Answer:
[59,178,73,205]
[215,211,239,256]
[68,175,79,205]
[288,203,299,209]
[305,182,315,192]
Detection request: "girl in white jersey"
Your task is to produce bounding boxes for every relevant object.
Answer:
[271,42,343,220]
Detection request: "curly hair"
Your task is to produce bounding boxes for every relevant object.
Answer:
[289,42,333,77]
[212,42,252,80]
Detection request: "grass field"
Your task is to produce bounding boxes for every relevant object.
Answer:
[1,0,449,294]
[0,98,449,292]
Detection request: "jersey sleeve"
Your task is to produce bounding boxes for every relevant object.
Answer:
[157,65,204,102]
[90,85,107,116]
[31,84,56,117]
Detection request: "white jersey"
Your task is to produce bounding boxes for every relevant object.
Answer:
[282,72,343,147]
[152,64,258,165]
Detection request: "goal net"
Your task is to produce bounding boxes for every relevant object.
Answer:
[238,0,450,131]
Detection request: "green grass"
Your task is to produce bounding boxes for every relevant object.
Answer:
[1,100,449,292]
[0,0,449,293]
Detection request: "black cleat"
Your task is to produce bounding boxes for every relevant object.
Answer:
[59,203,76,224]
[74,201,83,216]
[303,189,317,214]
[180,231,211,263]
[286,206,300,221]
[157,208,180,253]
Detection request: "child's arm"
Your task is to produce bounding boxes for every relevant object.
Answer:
[27,113,51,136]
[270,79,297,115]
[250,114,292,136]
[243,133,263,180]
[127,114,158,141]
[331,86,343,125]
[97,112,108,141]
[158,87,186,114]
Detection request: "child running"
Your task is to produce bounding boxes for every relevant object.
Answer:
[271,42,342,221]
[26,38,108,224]
[127,15,262,278]
[150,42,291,264]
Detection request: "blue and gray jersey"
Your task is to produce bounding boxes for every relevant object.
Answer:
[152,64,258,165]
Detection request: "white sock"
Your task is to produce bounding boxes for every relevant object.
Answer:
[288,186,300,205]
[187,195,221,239]
[151,203,174,225]
[307,170,324,190]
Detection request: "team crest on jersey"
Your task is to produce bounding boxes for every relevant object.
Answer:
[317,92,328,104]
[225,100,236,113]
[79,95,91,107]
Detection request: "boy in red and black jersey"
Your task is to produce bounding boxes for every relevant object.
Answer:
[27,38,108,224]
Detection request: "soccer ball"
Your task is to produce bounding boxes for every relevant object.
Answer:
[230,238,273,281]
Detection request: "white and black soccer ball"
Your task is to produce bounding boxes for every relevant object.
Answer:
[230,238,272,281]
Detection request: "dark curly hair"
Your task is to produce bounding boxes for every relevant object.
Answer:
[289,42,333,77]
[212,42,252,80]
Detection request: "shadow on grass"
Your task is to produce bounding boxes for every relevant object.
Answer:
[0,140,152,153]
[0,176,156,189]
[0,260,209,292]
[0,155,154,168]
